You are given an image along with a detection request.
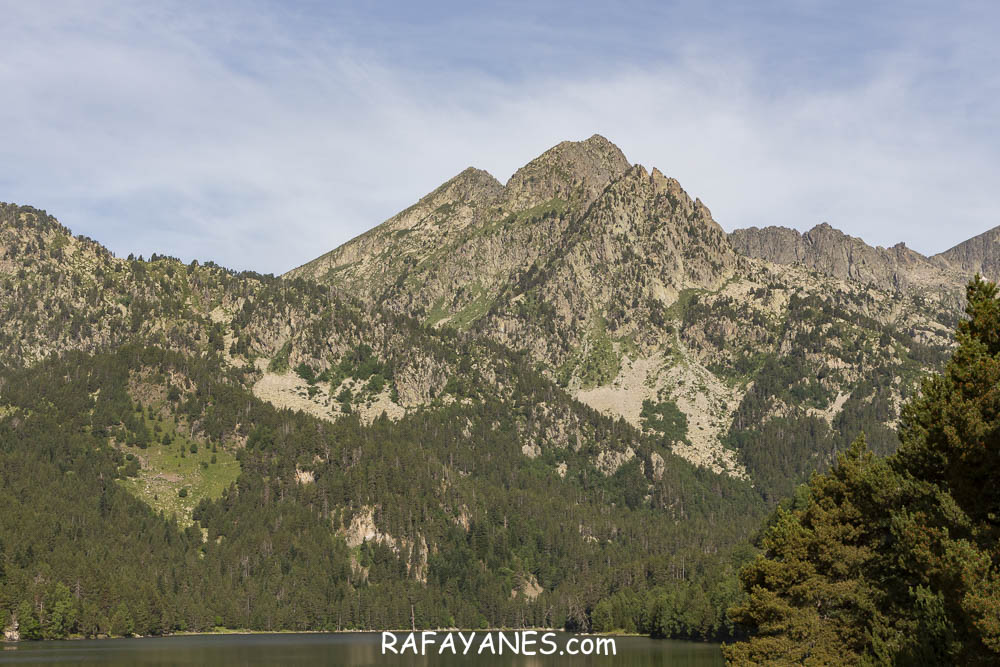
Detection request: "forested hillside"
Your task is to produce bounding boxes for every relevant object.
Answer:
[0,344,760,638]
[0,203,763,640]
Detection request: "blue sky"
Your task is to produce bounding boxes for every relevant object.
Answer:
[1,1,997,274]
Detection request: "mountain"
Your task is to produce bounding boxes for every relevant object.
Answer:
[1,134,994,641]
[287,134,637,333]
[728,221,1000,313]
[935,224,1000,281]
[728,222,966,301]
[0,201,760,640]
[288,136,748,476]
[289,136,963,498]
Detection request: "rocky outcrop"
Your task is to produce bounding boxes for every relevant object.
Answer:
[511,573,544,601]
[729,223,965,295]
[496,134,630,214]
[285,166,503,290]
[340,505,394,549]
[595,446,635,475]
[3,618,18,642]
[935,225,1000,282]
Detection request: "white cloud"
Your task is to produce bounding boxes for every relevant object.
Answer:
[0,2,997,273]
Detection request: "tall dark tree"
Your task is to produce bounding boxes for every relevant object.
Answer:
[727,277,1000,664]
[726,437,890,665]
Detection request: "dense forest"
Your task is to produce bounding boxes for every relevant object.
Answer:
[0,343,760,639]
[726,277,1000,664]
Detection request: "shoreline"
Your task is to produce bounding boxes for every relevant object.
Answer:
[1,628,706,643]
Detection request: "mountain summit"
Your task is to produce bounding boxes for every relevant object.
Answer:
[496,134,631,213]
[286,135,631,291]
[286,136,980,486]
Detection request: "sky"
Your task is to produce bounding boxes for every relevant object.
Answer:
[1,1,998,275]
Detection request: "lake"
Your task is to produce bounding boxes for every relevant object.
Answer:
[0,632,725,665]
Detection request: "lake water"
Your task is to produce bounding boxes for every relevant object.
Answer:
[1,632,725,665]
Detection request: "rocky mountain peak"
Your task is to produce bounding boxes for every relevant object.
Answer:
[935,224,1000,281]
[396,166,502,228]
[648,166,681,192]
[497,134,631,214]
[435,167,503,204]
[283,166,502,284]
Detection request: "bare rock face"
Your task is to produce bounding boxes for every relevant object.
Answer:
[496,134,631,214]
[485,163,738,370]
[728,225,805,265]
[3,618,19,642]
[935,225,1000,282]
[729,223,967,304]
[731,223,908,290]
[286,166,503,290]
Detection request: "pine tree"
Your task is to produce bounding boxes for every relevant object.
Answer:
[110,602,134,638]
[16,601,41,641]
[886,275,1000,662]
[897,275,1000,529]
[42,583,77,640]
[726,436,886,665]
[727,278,1000,663]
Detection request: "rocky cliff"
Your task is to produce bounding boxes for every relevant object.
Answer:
[935,224,1000,282]
[728,222,967,305]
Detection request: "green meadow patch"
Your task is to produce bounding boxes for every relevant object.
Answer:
[118,416,240,525]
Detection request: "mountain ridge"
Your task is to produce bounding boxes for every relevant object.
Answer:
[935,223,1000,279]
[285,136,970,489]
[728,222,964,302]
[729,221,999,298]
